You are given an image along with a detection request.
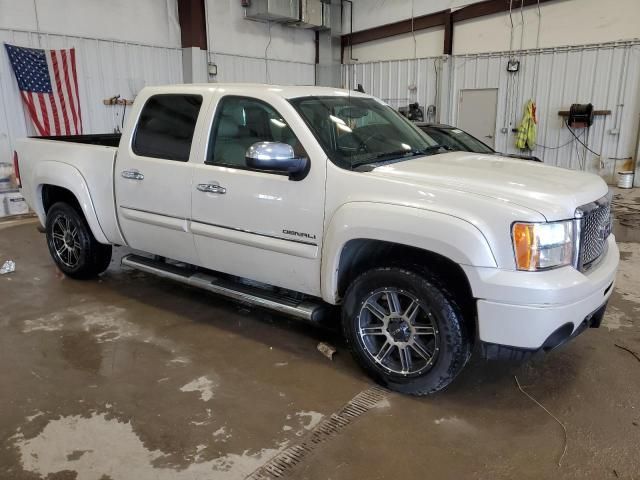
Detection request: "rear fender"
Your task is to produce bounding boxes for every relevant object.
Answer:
[33,161,109,244]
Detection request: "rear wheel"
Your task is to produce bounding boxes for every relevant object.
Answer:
[342,267,471,395]
[45,202,112,279]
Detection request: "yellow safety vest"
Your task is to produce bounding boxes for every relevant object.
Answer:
[516,100,537,150]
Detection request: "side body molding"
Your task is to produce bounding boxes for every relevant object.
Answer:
[33,161,109,244]
[321,202,497,304]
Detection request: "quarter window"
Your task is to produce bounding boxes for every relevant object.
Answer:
[207,96,305,168]
[133,94,203,162]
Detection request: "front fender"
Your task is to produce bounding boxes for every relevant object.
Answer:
[33,161,109,244]
[321,202,497,303]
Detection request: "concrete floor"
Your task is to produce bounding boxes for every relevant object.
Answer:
[1,189,640,479]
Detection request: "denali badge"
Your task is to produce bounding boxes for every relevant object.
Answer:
[283,229,317,240]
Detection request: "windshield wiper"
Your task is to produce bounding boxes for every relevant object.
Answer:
[419,144,454,154]
[351,150,421,169]
[351,145,453,170]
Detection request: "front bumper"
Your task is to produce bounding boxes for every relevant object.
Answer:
[462,235,619,350]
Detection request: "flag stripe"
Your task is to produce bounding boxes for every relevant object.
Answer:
[61,49,79,134]
[36,93,51,136]
[48,92,62,135]
[50,50,71,135]
[69,48,83,133]
[21,92,46,136]
[45,50,64,135]
[41,94,55,136]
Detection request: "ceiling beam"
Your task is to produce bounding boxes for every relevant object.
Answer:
[452,0,556,23]
[341,0,558,53]
[341,10,448,47]
[177,0,207,50]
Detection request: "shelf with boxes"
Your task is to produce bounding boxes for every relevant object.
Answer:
[0,162,29,218]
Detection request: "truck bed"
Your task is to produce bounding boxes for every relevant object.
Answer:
[16,136,124,245]
[32,133,121,147]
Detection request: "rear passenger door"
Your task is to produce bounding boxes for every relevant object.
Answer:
[115,93,205,264]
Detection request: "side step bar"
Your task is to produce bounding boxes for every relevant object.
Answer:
[121,254,327,322]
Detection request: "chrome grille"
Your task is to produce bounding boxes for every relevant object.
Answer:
[577,194,612,270]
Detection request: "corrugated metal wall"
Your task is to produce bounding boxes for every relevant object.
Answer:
[344,40,640,184]
[343,56,440,112]
[210,52,315,85]
[0,28,183,165]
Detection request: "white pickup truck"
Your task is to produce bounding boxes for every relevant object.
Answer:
[15,84,618,395]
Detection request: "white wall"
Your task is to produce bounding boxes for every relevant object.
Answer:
[0,0,183,174]
[344,40,640,184]
[345,0,465,33]
[206,0,316,84]
[0,0,181,48]
[348,27,444,63]
[454,0,640,54]
[345,0,640,60]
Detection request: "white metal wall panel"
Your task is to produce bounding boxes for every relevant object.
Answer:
[449,41,640,182]
[211,52,315,85]
[343,41,640,184]
[344,57,440,112]
[0,29,183,165]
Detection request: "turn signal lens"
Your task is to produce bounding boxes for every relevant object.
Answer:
[512,221,575,271]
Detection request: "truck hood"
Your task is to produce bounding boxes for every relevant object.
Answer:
[369,152,609,221]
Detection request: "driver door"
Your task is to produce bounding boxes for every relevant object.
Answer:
[190,94,327,296]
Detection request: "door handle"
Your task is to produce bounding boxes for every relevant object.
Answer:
[484,135,494,139]
[121,170,144,181]
[197,183,226,194]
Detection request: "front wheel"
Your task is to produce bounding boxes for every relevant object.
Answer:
[342,267,471,395]
[45,202,112,279]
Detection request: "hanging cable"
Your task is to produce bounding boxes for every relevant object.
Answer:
[565,119,601,156]
[264,21,273,84]
[519,0,525,50]
[508,0,515,54]
[531,0,542,96]
[32,0,42,47]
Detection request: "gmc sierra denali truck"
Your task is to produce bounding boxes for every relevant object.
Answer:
[14,84,618,395]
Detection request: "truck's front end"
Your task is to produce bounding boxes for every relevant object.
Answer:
[466,192,618,359]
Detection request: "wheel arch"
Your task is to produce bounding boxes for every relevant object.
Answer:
[334,239,477,340]
[35,162,109,244]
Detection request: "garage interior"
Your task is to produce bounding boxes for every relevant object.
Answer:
[1,0,640,479]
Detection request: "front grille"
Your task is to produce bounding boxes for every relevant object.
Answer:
[577,194,612,270]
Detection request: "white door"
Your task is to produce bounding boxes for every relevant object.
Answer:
[190,94,326,296]
[457,88,498,148]
[115,93,206,264]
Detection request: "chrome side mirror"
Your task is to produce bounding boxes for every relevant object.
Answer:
[245,142,309,180]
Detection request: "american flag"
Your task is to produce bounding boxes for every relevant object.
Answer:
[4,43,83,136]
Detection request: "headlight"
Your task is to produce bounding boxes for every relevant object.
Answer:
[512,221,575,271]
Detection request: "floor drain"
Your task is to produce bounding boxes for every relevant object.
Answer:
[247,386,389,479]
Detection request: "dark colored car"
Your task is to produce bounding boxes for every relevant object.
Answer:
[416,123,542,162]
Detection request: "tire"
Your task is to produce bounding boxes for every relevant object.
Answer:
[45,202,112,279]
[342,267,471,395]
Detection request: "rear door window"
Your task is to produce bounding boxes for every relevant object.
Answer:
[132,94,203,161]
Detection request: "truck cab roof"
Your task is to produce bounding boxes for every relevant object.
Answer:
[140,83,372,100]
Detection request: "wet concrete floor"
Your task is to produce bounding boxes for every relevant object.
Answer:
[1,189,640,479]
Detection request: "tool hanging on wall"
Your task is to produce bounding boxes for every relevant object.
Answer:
[567,103,594,128]
[103,95,133,133]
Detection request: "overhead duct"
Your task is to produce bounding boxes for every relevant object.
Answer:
[243,0,299,22]
[315,0,342,87]
[244,0,330,30]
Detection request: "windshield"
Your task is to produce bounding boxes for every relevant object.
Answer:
[419,126,494,154]
[289,96,440,170]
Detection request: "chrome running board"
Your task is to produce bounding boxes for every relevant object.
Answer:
[121,254,326,322]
